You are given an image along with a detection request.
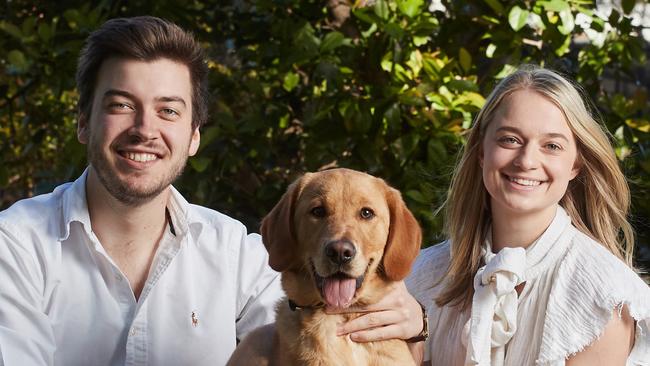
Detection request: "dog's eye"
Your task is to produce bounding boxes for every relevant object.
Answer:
[360,207,374,219]
[310,206,326,218]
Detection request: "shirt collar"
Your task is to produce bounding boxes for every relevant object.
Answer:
[59,167,93,241]
[484,205,573,281]
[59,167,204,241]
[166,185,199,239]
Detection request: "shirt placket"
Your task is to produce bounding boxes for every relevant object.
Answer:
[125,301,148,366]
[124,227,183,366]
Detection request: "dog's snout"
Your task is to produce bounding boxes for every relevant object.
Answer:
[324,240,356,264]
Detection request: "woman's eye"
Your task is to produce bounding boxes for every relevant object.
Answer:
[546,143,562,151]
[360,207,375,219]
[499,136,519,144]
[310,206,326,218]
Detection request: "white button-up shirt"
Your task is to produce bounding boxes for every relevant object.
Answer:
[0,170,284,365]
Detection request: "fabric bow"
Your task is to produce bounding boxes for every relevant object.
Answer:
[464,246,526,366]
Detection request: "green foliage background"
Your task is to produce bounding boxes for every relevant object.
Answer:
[1,0,649,268]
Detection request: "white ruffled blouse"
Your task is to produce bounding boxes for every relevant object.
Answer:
[406,206,650,365]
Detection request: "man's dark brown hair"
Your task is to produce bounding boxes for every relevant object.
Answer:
[76,16,209,130]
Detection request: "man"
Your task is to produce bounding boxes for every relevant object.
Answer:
[0,16,283,365]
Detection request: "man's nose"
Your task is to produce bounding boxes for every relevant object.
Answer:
[128,109,158,141]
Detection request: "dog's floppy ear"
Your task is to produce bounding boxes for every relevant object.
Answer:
[260,174,309,271]
[382,187,422,281]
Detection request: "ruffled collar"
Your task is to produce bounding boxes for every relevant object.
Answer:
[464,205,573,366]
[484,205,573,282]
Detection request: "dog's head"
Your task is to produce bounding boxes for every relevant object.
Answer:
[261,168,421,309]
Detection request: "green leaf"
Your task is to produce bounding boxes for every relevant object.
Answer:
[554,34,571,56]
[279,114,290,128]
[0,21,23,39]
[189,156,211,173]
[405,190,429,204]
[64,9,80,29]
[539,0,570,12]
[21,17,37,37]
[456,92,486,109]
[384,22,405,39]
[459,47,472,72]
[374,0,390,20]
[508,6,529,31]
[413,35,429,46]
[557,9,575,34]
[283,72,300,92]
[397,0,424,18]
[495,64,517,78]
[8,50,27,70]
[320,31,345,53]
[447,79,479,92]
[483,0,505,15]
[486,43,497,58]
[197,126,220,152]
[38,23,53,42]
[361,23,378,38]
[621,0,635,15]
[383,103,401,126]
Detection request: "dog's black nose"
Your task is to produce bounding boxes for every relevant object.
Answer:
[324,240,356,264]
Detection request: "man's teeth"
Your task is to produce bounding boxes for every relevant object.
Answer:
[125,152,157,162]
[509,176,541,186]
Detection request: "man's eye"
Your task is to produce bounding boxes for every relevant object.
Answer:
[109,103,131,109]
[109,103,133,110]
[161,108,179,116]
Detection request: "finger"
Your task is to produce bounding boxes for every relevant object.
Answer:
[347,324,405,343]
[337,310,403,335]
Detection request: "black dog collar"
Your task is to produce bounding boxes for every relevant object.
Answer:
[288,299,325,311]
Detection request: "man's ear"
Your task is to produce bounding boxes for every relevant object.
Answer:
[77,114,89,145]
[188,128,200,156]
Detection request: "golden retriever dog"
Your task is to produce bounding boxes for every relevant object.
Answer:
[228,168,422,366]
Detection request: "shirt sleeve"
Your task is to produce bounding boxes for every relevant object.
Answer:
[0,223,56,365]
[233,232,284,341]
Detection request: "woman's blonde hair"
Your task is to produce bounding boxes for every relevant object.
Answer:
[437,65,634,308]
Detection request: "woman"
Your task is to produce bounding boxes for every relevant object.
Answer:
[405,66,650,365]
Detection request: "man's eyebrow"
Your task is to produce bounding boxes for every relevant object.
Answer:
[103,89,136,100]
[495,126,570,142]
[102,90,187,108]
[155,96,187,107]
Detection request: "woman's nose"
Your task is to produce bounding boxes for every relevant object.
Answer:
[513,145,540,170]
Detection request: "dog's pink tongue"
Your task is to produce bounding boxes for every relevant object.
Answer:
[323,277,356,308]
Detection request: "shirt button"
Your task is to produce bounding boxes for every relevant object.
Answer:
[130,328,137,336]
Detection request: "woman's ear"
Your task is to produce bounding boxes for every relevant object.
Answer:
[570,153,583,180]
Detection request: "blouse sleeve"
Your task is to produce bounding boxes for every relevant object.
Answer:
[537,228,650,365]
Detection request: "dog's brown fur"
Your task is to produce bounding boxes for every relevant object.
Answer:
[228,168,422,366]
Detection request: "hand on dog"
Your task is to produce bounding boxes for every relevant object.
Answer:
[328,281,423,342]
